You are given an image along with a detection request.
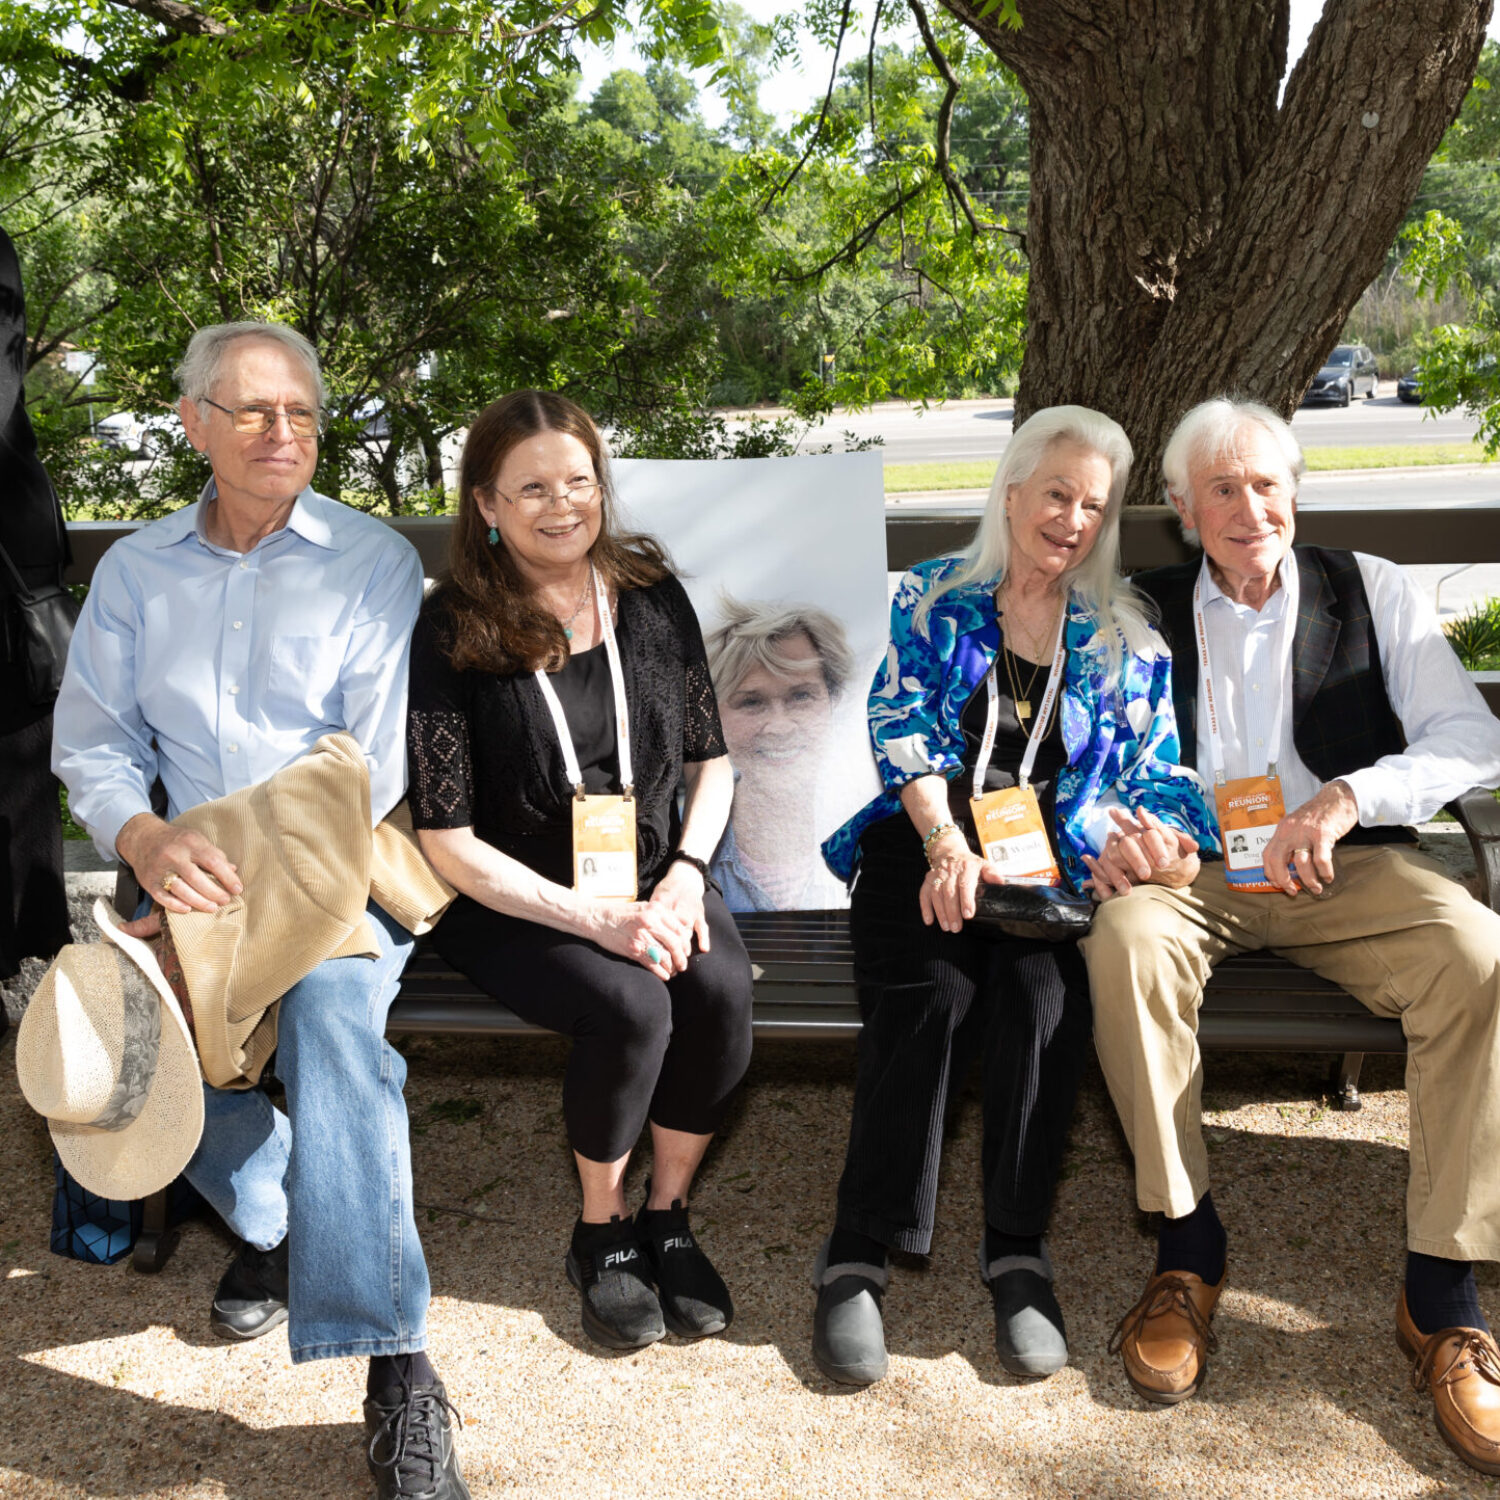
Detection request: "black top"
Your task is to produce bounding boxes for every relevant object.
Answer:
[859,632,1068,872]
[407,572,727,888]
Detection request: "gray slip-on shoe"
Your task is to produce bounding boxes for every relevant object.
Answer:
[979,1239,1069,1379]
[811,1234,890,1387]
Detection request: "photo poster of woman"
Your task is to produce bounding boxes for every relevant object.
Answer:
[614,452,890,913]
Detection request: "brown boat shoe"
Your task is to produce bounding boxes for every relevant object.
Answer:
[1396,1290,1500,1476]
[1109,1267,1225,1405]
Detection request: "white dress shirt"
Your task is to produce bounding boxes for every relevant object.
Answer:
[54,484,423,861]
[1194,549,1500,827]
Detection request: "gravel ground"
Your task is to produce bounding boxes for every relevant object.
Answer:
[1,839,1495,1499]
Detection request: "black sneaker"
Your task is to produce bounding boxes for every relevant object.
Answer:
[564,1215,666,1350]
[210,1236,289,1341]
[364,1372,470,1500]
[639,1199,733,1339]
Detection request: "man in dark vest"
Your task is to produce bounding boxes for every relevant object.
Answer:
[1082,397,1500,1474]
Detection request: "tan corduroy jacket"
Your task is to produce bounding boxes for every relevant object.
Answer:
[164,733,454,1089]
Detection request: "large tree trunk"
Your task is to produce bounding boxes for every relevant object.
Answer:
[937,0,1491,502]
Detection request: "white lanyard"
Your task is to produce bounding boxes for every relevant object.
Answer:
[534,566,634,797]
[1191,571,1287,784]
[972,605,1069,798]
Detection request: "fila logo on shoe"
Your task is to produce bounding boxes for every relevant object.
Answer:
[661,1235,695,1253]
[603,1248,639,1270]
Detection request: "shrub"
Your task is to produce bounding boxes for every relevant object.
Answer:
[1445,595,1500,667]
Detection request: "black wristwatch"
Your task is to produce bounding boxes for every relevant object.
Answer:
[669,849,721,896]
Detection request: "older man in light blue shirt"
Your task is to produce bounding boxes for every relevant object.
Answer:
[53,321,469,1500]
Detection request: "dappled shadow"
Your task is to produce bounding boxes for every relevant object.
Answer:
[4,1038,1496,1496]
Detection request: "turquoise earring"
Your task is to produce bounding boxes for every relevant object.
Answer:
[486,525,499,546]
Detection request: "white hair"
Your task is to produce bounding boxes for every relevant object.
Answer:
[175,321,326,410]
[914,404,1155,687]
[705,595,856,702]
[1160,397,1305,547]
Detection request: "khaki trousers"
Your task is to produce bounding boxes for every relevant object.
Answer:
[1081,846,1500,1261]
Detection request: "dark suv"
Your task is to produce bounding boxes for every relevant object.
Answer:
[1301,344,1380,406]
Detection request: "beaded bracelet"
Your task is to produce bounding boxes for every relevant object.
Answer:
[922,821,961,865]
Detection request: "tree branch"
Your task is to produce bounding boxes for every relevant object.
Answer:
[758,0,855,210]
[907,0,984,237]
[108,0,230,38]
[773,171,932,283]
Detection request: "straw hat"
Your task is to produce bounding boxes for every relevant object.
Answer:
[16,898,204,1200]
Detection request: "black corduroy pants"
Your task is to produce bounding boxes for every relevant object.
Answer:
[834,836,1094,1255]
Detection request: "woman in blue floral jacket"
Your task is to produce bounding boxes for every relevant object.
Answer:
[810,406,1218,1390]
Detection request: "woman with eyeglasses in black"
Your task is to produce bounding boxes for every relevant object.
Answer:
[405,390,753,1355]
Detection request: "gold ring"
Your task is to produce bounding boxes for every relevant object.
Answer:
[161,871,177,894]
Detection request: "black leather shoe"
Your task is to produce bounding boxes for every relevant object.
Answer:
[638,1199,733,1338]
[365,1374,471,1500]
[810,1234,889,1386]
[565,1215,666,1350]
[210,1236,289,1341]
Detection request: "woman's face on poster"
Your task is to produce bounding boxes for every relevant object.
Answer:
[720,631,833,786]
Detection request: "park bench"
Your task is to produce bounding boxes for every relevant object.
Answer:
[66,496,1500,1273]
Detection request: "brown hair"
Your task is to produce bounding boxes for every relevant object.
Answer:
[437,389,670,675]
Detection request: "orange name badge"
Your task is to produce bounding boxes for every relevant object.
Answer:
[970,785,1062,887]
[573,795,637,900]
[1214,774,1288,892]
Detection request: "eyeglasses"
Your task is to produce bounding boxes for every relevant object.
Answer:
[493,480,603,514]
[202,398,322,438]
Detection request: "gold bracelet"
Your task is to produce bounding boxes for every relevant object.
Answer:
[922,821,961,865]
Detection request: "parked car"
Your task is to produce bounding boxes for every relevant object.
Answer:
[95,410,177,456]
[1301,343,1380,406]
[1397,368,1423,404]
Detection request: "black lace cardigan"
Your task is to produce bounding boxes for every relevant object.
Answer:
[406,573,727,889]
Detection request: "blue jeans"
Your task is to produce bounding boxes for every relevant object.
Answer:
[182,902,426,1363]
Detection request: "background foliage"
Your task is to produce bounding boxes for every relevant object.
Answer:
[5,1,1500,514]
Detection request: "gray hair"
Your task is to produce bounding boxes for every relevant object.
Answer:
[1160,398,1305,547]
[914,404,1155,686]
[705,596,856,702]
[176,321,326,410]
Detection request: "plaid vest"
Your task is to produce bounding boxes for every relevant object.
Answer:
[1136,546,1413,848]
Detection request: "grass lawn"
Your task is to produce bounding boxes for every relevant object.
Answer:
[882,441,1495,494]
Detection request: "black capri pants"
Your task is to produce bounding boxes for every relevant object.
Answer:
[835,831,1094,1255]
[433,889,755,1163]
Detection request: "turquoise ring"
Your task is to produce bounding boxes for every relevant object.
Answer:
[646,944,665,965]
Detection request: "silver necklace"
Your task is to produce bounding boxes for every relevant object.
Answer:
[561,571,593,641]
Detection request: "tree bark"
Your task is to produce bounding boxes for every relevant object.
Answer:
[937,0,1491,502]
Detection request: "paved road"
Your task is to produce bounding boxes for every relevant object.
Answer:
[788,393,1481,464]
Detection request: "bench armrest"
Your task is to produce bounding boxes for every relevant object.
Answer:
[1445,787,1500,912]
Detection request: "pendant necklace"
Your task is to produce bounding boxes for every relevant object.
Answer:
[1002,641,1046,722]
[997,594,1061,722]
[561,571,594,642]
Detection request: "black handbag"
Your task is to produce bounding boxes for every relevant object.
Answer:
[969,882,1095,943]
[0,535,80,706]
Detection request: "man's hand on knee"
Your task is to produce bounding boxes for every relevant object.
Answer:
[117,812,242,916]
[1260,780,1358,896]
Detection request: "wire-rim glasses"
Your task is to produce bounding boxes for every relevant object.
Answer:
[202,397,322,438]
[492,480,604,514]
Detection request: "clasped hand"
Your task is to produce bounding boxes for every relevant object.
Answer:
[1082,807,1200,902]
[594,861,708,979]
